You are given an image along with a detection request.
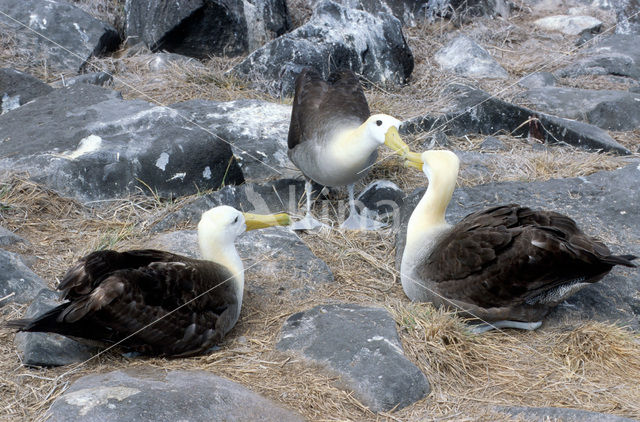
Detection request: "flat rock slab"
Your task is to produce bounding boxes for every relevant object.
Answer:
[0,0,120,72]
[517,86,640,131]
[14,289,98,367]
[0,249,47,307]
[277,303,430,412]
[0,84,243,202]
[151,179,305,232]
[0,68,53,114]
[557,34,640,80]
[232,0,413,96]
[435,35,508,79]
[0,226,25,246]
[496,405,639,422]
[45,367,303,422]
[171,99,297,183]
[395,163,640,329]
[146,226,333,300]
[534,15,602,35]
[401,85,631,155]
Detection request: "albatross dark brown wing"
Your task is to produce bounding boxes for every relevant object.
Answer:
[7,249,239,357]
[287,68,370,150]
[418,205,636,312]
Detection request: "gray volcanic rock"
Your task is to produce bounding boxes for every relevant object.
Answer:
[146,226,333,300]
[0,249,47,307]
[0,84,244,202]
[14,289,99,367]
[151,179,305,232]
[557,34,640,80]
[171,99,297,183]
[0,0,120,72]
[534,15,602,36]
[517,71,556,89]
[56,72,113,88]
[615,0,640,35]
[232,0,414,96]
[356,180,404,223]
[395,163,640,330]
[45,367,303,422]
[0,68,53,114]
[125,0,290,58]
[497,405,639,422]
[401,85,631,155]
[434,35,508,79]
[517,86,640,131]
[0,226,25,246]
[277,303,430,412]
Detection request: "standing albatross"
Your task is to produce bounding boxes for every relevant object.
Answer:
[7,206,290,357]
[401,150,637,332]
[287,68,414,230]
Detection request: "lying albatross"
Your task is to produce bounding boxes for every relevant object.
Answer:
[287,68,414,230]
[401,150,637,332]
[7,206,290,357]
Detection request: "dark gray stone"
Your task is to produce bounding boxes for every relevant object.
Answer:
[171,99,297,183]
[615,0,640,35]
[401,85,631,155]
[497,405,639,422]
[151,179,305,232]
[0,0,120,72]
[232,0,414,97]
[0,68,53,114]
[146,226,333,300]
[356,180,404,223]
[479,136,506,151]
[534,15,602,35]
[277,303,430,412]
[45,367,304,422]
[14,289,99,367]
[0,84,244,202]
[517,86,640,131]
[517,71,556,89]
[557,34,640,80]
[425,0,510,22]
[0,226,25,246]
[395,163,640,329]
[434,35,508,79]
[124,0,290,58]
[420,131,450,149]
[0,249,47,306]
[57,72,113,88]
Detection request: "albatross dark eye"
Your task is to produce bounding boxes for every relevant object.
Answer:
[376,120,382,126]
[233,216,239,223]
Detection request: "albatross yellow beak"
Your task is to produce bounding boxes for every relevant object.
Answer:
[403,151,424,171]
[383,126,418,160]
[243,212,291,231]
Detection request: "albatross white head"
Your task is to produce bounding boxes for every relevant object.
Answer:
[197,205,291,291]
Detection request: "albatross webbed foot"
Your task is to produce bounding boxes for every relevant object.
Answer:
[340,212,386,231]
[468,320,543,334]
[291,214,327,231]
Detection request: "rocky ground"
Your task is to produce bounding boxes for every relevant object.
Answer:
[1,0,640,421]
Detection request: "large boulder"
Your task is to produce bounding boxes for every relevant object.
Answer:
[232,0,414,96]
[395,163,640,330]
[45,367,304,422]
[277,303,430,412]
[517,86,640,131]
[0,249,47,307]
[615,0,640,35]
[534,15,602,36]
[14,289,99,367]
[434,35,508,79]
[0,68,53,114]
[171,99,297,183]
[0,84,244,202]
[401,85,631,155]
[0,0,120,72]
[124,0,291,58]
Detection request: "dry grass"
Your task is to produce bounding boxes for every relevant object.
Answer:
[1,1,640,421]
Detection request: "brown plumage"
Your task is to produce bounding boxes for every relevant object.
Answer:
[8,249,237,357]
[401,151,637,329]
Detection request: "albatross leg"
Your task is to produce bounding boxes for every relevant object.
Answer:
[291,180,326,231]
[469,320,543,334]
[340,184,385,231]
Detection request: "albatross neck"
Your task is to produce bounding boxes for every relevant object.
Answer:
[329,123,378,166]
[199,238,244,302]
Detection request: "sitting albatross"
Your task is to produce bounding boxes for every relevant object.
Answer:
[402,150,637,332]
[287,68,414,230]
[7,206,290,357]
